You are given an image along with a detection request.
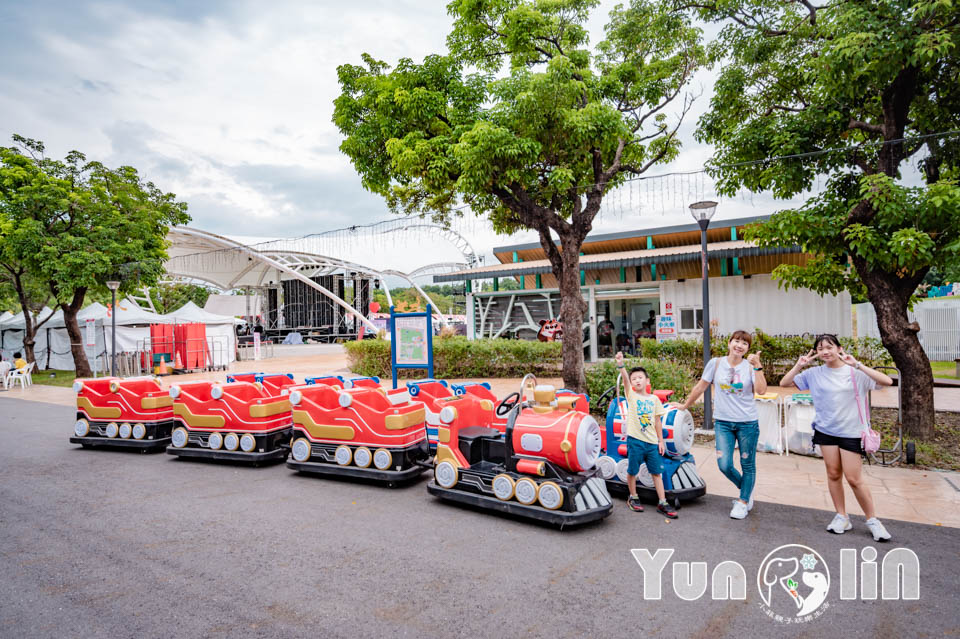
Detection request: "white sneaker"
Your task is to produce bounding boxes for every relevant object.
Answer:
[865,517,892,541]
[747,495,755,511]
[730,500,749,519]
[827,513,852,534]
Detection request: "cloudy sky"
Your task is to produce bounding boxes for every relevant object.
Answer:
[1,0,784,275]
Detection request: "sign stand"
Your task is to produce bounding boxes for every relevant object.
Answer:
[390,304,434,389]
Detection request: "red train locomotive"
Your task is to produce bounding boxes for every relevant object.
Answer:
[286,383,430,484]
[71,376,173,452]
[167,380,292,464]
[427,378,613,527]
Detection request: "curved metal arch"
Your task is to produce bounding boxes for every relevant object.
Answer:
[379,224,478,267]
[407,262,469,279]
[165,227,379,332]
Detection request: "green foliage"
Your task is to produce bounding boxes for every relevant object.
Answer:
[372,285,466,313]
[638,333,892,385]
[147,283,212,314]
[689,0,960,301]
[585,357,696,413]
[344,336,562,378]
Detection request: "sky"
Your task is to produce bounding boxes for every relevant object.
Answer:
[0,0,789,277]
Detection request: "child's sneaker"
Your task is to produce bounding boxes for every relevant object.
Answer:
[826,513,852,534]
[865,517,892,541]
[747,495,755,511]
[730,500,748,519]
[627,496,644,512]
[657,501,678,519]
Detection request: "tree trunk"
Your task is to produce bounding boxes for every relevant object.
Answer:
[859,267,935,439]
[61,287,93,378]
[10,269,40,365]
[557,244,587,393]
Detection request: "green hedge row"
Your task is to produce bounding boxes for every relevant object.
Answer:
[637,331,892,385]
[344,336,563,379]
[584,357,697,416]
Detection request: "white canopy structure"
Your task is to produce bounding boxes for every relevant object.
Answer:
[162,225,474,333]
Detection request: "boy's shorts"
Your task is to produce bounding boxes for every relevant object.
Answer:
[627,436,663,476]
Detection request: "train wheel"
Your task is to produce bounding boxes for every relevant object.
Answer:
[74,419,90,438]
[224,433,240,451]
[373,448,392,470]
[354,446,372,468]
[492,474,515,501]
[171,427,189,448]
[105,422,119,438]
[208,432,224,450]
[595,455,616,479]
[515,478,538,505]
[435,461,458,488]
[537,482,563,510]
[291,438,311,462]
[335,445,352,466]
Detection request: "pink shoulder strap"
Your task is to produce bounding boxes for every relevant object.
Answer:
[850,366,870,426]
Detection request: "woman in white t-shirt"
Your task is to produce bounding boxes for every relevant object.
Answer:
[676,330,766,520]
[781,334,894,541]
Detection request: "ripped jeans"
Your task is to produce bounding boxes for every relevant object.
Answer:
[714,420,759,502]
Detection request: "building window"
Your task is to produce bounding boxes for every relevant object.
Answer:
[680,308,703,330]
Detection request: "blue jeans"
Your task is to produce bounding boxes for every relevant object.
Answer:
[715,420,759,502]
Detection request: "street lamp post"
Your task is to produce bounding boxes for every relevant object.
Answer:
[106,280,120,377]
[689,201,718,430]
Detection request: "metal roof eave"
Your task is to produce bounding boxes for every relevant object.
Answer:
[432,245,802,282]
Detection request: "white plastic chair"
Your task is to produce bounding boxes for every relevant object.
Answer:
[7,362,34,389]
[0,362,10,390]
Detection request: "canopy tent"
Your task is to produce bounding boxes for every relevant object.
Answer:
[203,294,260,320]
[0,298,237,371]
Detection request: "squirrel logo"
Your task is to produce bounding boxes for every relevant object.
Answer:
[537,318,563,342]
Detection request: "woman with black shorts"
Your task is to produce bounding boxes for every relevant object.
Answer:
[781,334,895,541]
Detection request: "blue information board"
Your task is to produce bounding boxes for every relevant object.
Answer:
[389,304,434,388]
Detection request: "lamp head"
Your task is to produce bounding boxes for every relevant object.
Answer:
[105,281,121,291]
[689,201,718,222]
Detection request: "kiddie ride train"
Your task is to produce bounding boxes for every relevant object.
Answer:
[166,379,293,465]
[426,375,613,527]
[594,377,706,508]
[71,376,174,452]
[285,376,432,484]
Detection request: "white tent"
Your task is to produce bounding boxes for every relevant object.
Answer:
[0,298,238,371]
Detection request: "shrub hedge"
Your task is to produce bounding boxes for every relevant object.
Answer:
[344,336,563,379]
[584,357,697,416]
[637,330,892,385]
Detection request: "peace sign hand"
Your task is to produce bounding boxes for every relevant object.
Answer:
[837,347,858,367]
[796,349,817,367]
[747,351,763,368]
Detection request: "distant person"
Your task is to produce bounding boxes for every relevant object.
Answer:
[13,352,26,370]
[780,334,894,541]
[642,310,656,330]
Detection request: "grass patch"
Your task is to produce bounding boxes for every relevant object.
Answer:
[29,369,78,388]
[931,361,959,380]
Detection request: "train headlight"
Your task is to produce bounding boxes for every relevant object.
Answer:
[168,386,180,399]
[210,385,223,400]
[72,381,84,393]
[289,390,302,406]
[338,393,352,408]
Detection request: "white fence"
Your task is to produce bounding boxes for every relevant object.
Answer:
[855,299,960,360]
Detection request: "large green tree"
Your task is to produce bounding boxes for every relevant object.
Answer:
[686,0,960,437]
[334,0,705,391]
[0,136,190,377]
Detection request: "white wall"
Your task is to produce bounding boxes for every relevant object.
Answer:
[855,298,960,360]
[661,274,852,337]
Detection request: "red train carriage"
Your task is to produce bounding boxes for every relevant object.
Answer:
[286,383,430,483]
[427,378,613,528]
[71,376,173,452]
[407,379,499,448]
[167,381,292,465]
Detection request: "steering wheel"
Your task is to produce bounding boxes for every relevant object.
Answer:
[496,392,520,417]
[594,385,618,416]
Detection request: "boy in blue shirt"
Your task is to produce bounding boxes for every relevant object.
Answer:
[616,351,678,518]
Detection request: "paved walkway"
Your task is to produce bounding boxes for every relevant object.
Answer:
[6,345,960,528]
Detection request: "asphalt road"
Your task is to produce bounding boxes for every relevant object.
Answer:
[1,398,957,639]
